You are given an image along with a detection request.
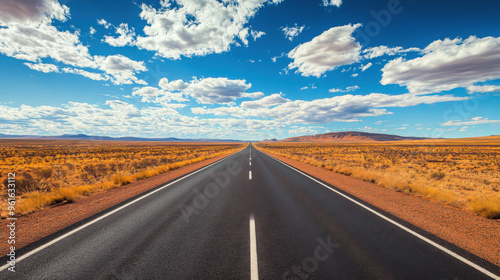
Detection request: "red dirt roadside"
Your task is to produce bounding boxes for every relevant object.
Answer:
[0,151,238,256]
[258,148,500,267]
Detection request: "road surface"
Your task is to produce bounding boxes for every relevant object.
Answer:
[1,145,499,279]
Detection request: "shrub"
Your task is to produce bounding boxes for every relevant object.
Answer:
[107,162,117,172]
[2,172,38,195]
[34,168,53,180]
[81,163,108,182]
[33,168,53,191]
[430,171,446,180]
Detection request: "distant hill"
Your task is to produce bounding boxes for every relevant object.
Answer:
[282,131,430,142]
[0,133,243,142]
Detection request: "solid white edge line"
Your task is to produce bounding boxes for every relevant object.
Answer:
[249,214,259,280]
[249,171,252,180]
[262,152,500,280]
[0,149,244,272]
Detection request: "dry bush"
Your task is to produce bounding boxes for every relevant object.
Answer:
[430,171,446,180]
[2,169,54,195]
[81,163,108,182]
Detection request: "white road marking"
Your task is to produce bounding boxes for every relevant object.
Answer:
[264,153,500,280]
[249,214,259,280]
[0,151,243,272]
[249,161,252,166]
[249,170,252,180]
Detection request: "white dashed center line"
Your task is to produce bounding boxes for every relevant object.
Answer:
[249,214,259,280]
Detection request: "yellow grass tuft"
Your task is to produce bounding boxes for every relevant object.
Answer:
[17,192,51,214]
[112,174,133,186]
[468,196,500,219]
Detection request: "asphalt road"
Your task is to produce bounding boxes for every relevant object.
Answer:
[1,145,499,279]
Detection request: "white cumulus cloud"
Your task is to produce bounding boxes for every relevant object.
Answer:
[159,78,189,91]
[381,36,500,94]
[139,77,263,104]
[94,55,147,85]
[132,86,188,105]
[62,67,107,81]
[24,62,59,73]
[329,85,359,93]
[361,62,372,71]
[240,93,289,109]
[184,77,263,104]
[193,92,466,124]
[442,117,500,126]
[363,45,419,59]
[97,18,111,29]
[466,84,500,94]
[322,0,342,7]
[103,23,136,47]
[0,0,69,25]
[288,24,362,77]
[0,1,147,85]
[250,30,266,41]
[282,24,305,41]
[135,0,282,59]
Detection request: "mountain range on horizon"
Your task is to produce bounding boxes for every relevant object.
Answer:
[280,131,431,142]
[279,131,500,142]
[0,133,243,142]
[2,132,499,143]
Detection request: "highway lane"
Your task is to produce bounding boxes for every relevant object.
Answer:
[1,144,499,279]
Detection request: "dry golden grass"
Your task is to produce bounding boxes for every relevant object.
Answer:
[468,196,500,219]
[255,139,500,219]
[0,140,245,215]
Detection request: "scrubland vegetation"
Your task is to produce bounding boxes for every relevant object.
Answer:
[256,139,500,219]
[0,140,244,216]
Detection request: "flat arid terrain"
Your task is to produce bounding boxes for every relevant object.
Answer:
[0,140,245,216]
[256,136,500,219]
[0,141,499,279]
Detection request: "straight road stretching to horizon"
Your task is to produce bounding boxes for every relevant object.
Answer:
[1,145,499,279]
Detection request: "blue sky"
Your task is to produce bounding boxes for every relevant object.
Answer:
[0,0,499,140]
